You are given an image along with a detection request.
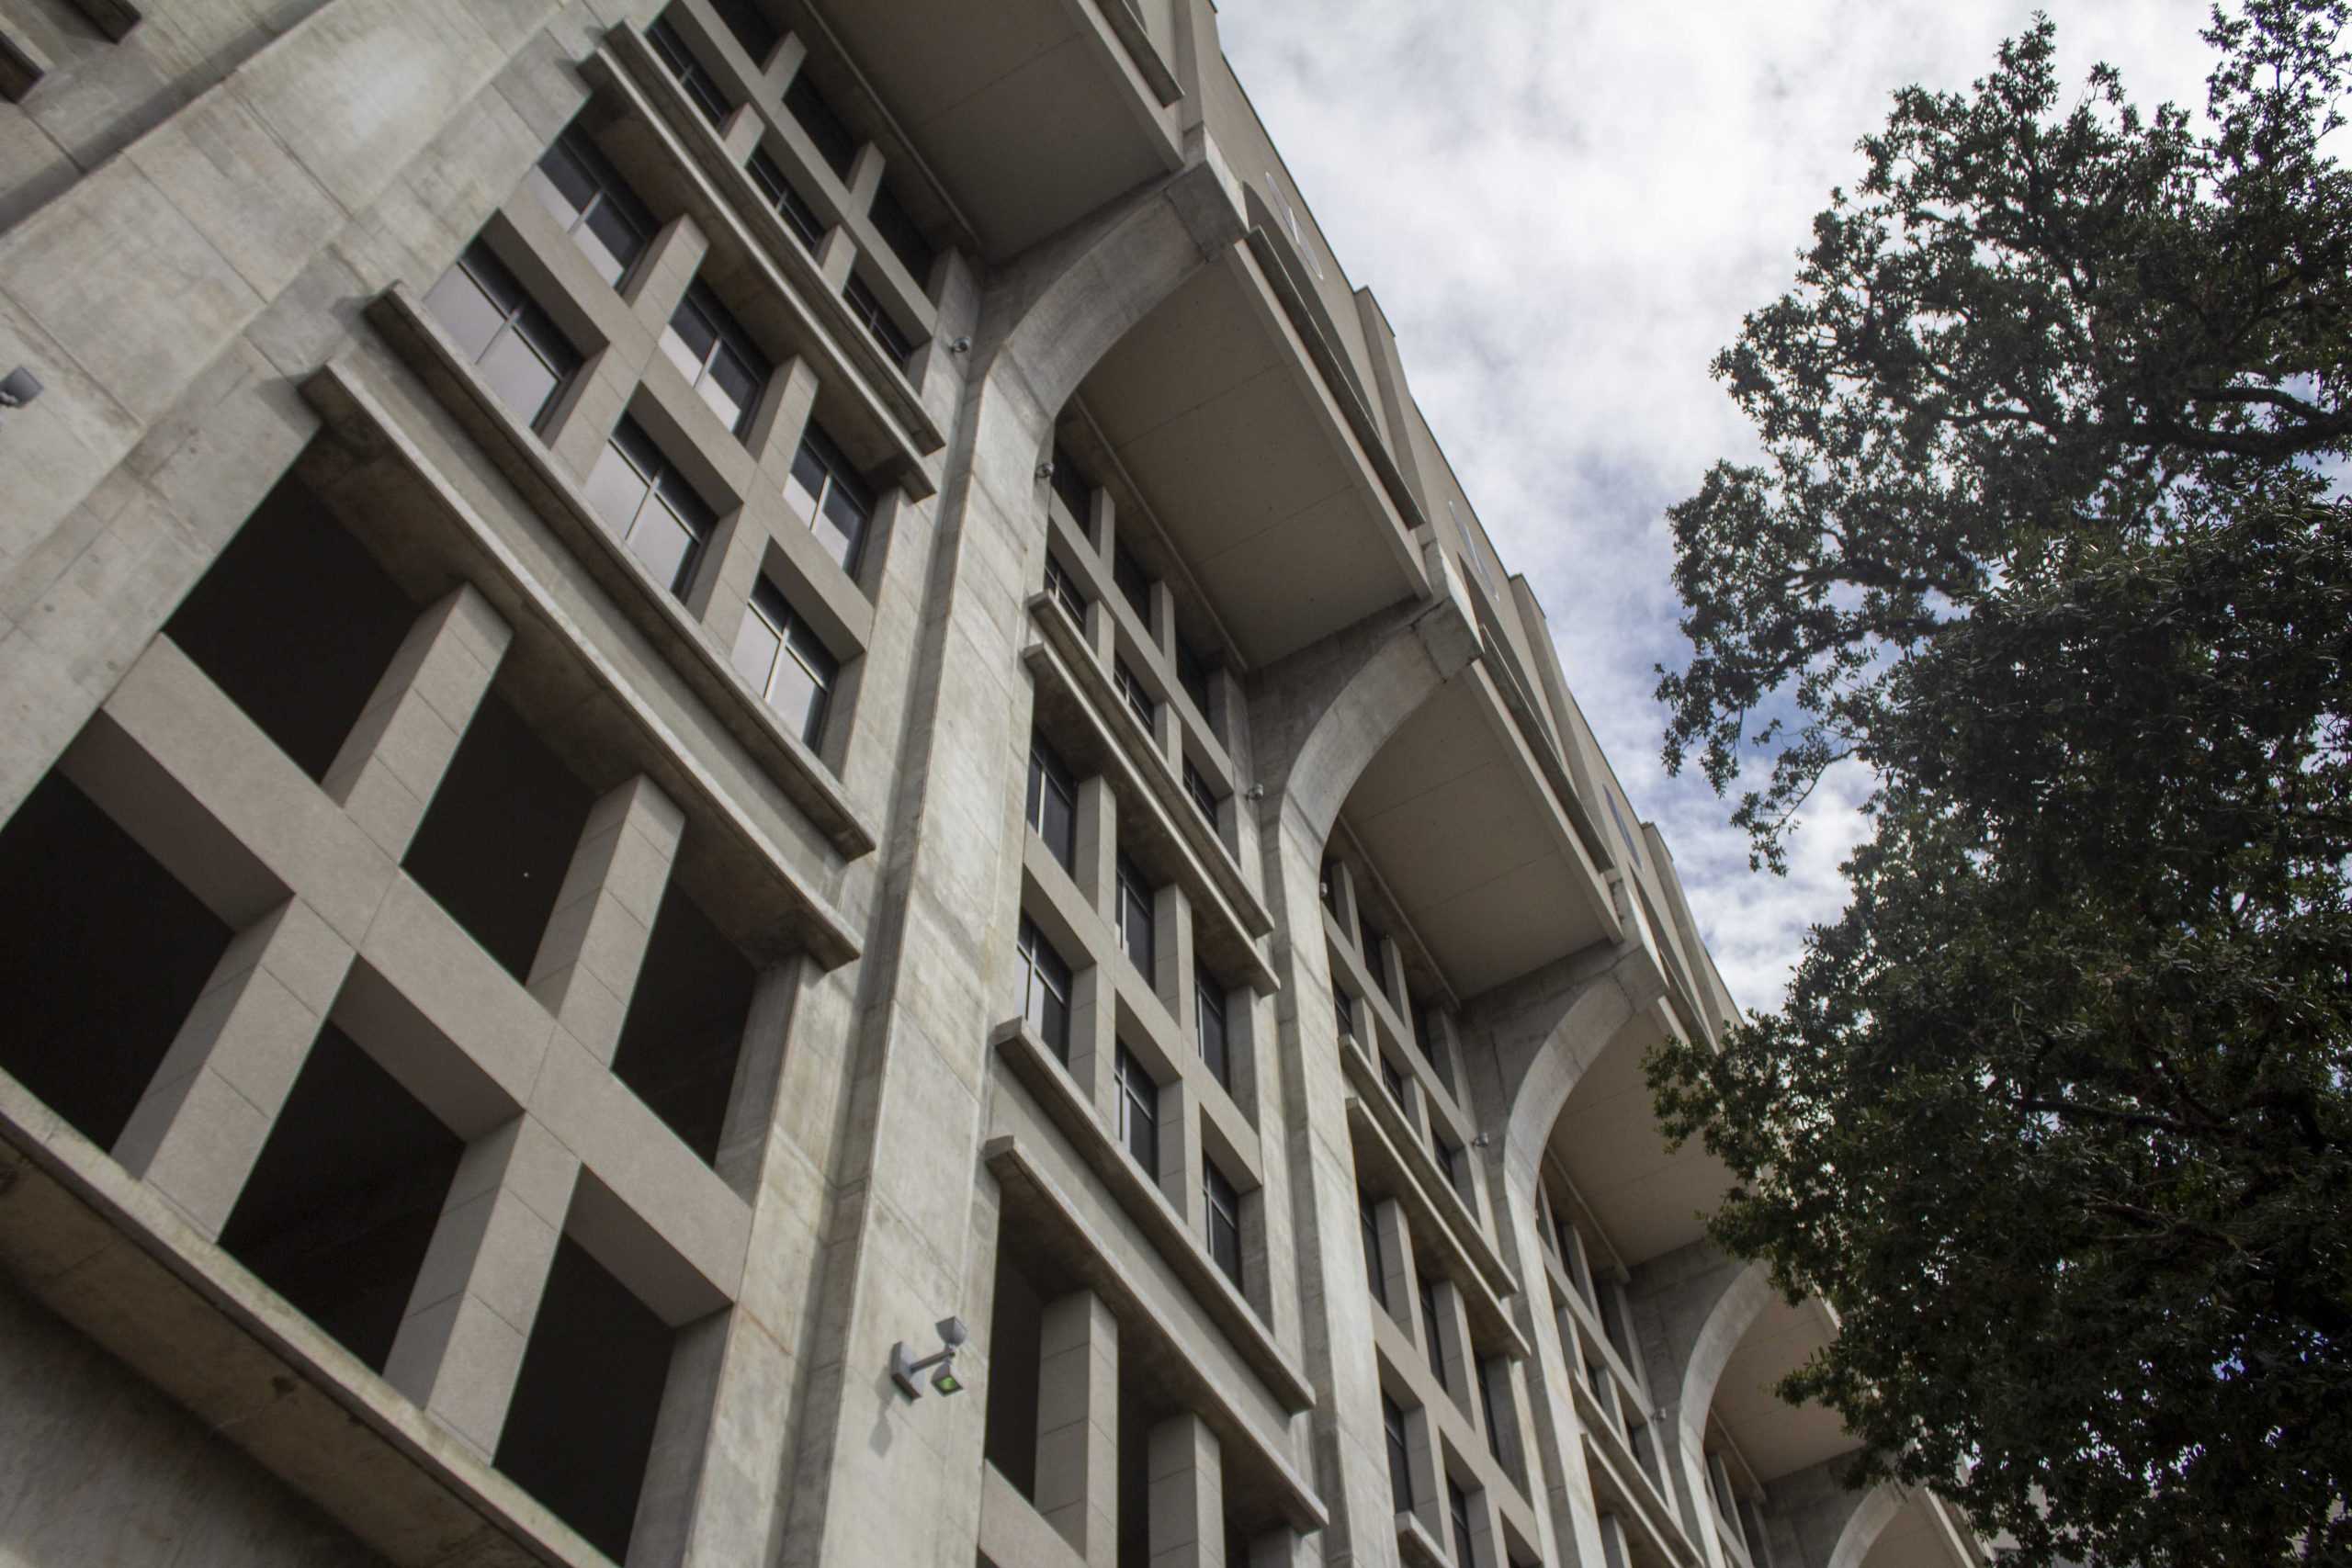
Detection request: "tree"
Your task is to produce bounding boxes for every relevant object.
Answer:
[1646,5,2352,1564]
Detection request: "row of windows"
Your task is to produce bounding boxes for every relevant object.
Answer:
[1382,1392,1496,1568]
[1024,736,1235,1097]
[429,130,891,759]
[1044,448,1223,731]
[644,8,933,364]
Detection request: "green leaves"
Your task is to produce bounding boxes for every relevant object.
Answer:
[1651,4,2352,1562]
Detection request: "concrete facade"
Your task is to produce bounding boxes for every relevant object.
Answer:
[0,4,1985,1567]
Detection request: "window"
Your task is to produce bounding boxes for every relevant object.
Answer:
[730,578,836,747]
[1115,855,1153,976]
[1360,1190,1386,1308]
[1025,734,1076,872]
[1360,910,1387,982]
[1417,1007,1454,1095]
[1478,1358,1507,1464]
[1334,981,1358,1042]
[784,422,874,575]
[1113,658,1155,732]
[1418,1275,1444,1382]
[706,0,775,62]
[843,274,917,369]
[1114,1043,1157,1172]
[647,14,729,125]
[1194,965,1229,1089]
[747,149,824,250]
[1433,1131,1464,1197]
[1043,551,1087,627]
[1599,1281,1635,1364]
[424,241,582,428]
[1380,1055,1405,1107]
[868,181,934,284]
[661,282,770,437]
[526,130,654,288]
[1449,1481,1474,1568]
[1175,637,1214,717]
[1016,916,1072,1061]
[1320,860,1340,918]
[584,418,716,595]
[1204,1160,1241,1286]
[1384,1394,1414,1510]
[1113,541,1150,623]
[1182,756,1217,828]
[1049,444,1091,530]
[784,70,856,178]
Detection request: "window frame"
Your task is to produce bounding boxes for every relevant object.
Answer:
[1193,964,1230,1089]
[1114,1042,1159,1174]
[731,576,838,748]
[1384,1394,1414,1510]
[423,240,582,431]
[1204,1159,1242,1287]
[746,148,825,250]
[843,271,918,369]
[1025,733,1078,873]
[784,421,876,577]
[584,416,718,597]
[1419,1274,1445,1382]
[1114,854,1154,977]
[1360,1189,1387,1310]
[1016,915,1073,1063]
[526,129,655,288]
[1112,657,1155,733]
[646,13,731,126]
[661,280,772,439]
[1182,754,1218,828]
[1043,550,1088,627]
[783,69,857,179]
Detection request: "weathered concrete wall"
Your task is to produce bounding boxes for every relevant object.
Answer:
[0,1277,386,1566]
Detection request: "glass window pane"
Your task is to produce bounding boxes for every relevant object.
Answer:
[628,501,702,595]
[533,141,597,221]
[818,479,867,571]
[707,345,763,434]
[424,264,504,360]
[478,326,562,425]
[764,652,820,741]
[585,440,651,535]
[731,604,781,691]
[581,201,643,286]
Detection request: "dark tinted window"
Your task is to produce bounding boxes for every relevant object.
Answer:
[1114,658,1154,732]
[707,0,775,62]
[1115,855,1153,976]
[526,130,654,288]
[1044,552,1087,626]
[1114,541,1150,622]
[1176,637,1214,716]
[1449,1482,1474,1567]
[868,181,935,283]
[647,14,729,125]
[1204,1161,1241,1285]
[730,578,837,747]
[1114,1043,1158,1172]
[1419,1275,1445,1381]
[785,422,875,576]
[1384,1395,1413,1509]
[747,149,824,249]
[1360,1189,1385,1308]
[1194,965,1229,1089]
[1017,916,1072,1060]
[784,70,856,178]
[584,417,716,595]
[1050,444,1091,528]
[423,241,581,428]
[844,273,917,368]
[660,282,770,438]
[1025,735,1077,871]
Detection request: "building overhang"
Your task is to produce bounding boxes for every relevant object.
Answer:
[1546,999,1735,1269]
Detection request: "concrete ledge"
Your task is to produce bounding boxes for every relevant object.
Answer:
[1574,1376,1701,1568]
[1341,1038,1521,1319]
[0,1077,606,1568]
[1087,0,1182,107]
[1367,1305,1543,1544]
[978,1459,1088,1568]
[301,354,864,972]
[992,1018,1308,1414]
[1026,599,1275,958]
[365,283,877,866]
[980,1132,1328,1533]
[589,36,945,475]
[1396,1507,1450,1568]
[0,26,48,102]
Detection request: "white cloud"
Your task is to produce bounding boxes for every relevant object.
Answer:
[1217,0,2216,1013]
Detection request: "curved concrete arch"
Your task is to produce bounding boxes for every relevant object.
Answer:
[1826,1483,1906,1568]
[1678,1257,1775,1427]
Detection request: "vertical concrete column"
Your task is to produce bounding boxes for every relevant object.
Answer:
[384,1114,579,1461]
[322,584,512,858]
[1159,1074,1202,1225]
[748,352,822,491]
[759,30,808,96]
[1324,857,1358,936]
[1246,1529,1310,1568]
[1432,1276,1476,1416]
[1148,1412,1225,1568]
[1085,596,1120,676]
[1147,580,1178,664]
[1075,773,1118,919]
[1464,1484,1507,1568]
[111,897,355,1237]
[1372,1197,1415,1324]
[544,345,641,482]
[1403,1399,1446,1542]
[526,774,684,1063]
[1155,696,1184,775]
[1155,879,1193,1030]
[718,103,763,161]
[1067,961,1119,1123]
[621,212,711,338]
[1089,486,1117,561]
[1035,1289,1119,1568]
[1487,1355,1538,1493]
[844,141,885,220]
[1596,1511,1634,1568]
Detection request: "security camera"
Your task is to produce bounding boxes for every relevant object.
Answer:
[0,366,42,410]
[937,1315,968,1348]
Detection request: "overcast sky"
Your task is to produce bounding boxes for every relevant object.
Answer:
[1215,1,2219,1013]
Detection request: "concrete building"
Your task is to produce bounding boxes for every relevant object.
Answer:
[0,2,1984,1565]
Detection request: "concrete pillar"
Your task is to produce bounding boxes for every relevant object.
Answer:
[110,897,354,1237]
[1160,1073,1203,1224]
[1246,1529,1311,1568]
[383,1114,578,1461]
[1148,1412,1225,1568]
[1068,962,1120,1131]
[1596,1512,1633,1568]
[1465,1485,1507,1568]
[1155,879,1193,1029]
[525,774,684,1064]
[621,212,710,338]
[1404,1398,1445,1543]
[1075,773,1118,920]
[749,353,822,495]
[545,348,641,483]
[1372,1197,1415,1323]
[1035,1289,1119,1568]
[321,583,513,860]
[1432,1275,1476,1416]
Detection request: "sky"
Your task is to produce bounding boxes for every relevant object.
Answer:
[1215,0,2220,1014]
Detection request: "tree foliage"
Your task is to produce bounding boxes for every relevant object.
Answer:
[1648,5,2352,1563]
